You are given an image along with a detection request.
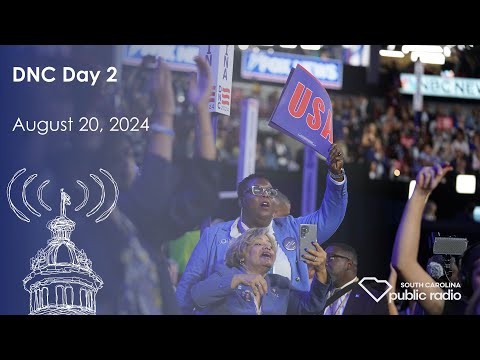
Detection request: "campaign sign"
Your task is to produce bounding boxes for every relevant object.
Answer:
[198,45,234,116]
[268,64,333,158]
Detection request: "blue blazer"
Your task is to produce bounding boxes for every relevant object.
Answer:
[191,265,331,315]
[177,174,348,314]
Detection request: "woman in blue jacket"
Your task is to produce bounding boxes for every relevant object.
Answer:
[190,228,330,315]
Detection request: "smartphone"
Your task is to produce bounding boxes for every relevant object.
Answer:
[299,224,318,259]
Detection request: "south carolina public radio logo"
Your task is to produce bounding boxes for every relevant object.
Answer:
[358,277,462,303]
[7,168,119,315]
[389,281,462,302]
[358,277,392,303]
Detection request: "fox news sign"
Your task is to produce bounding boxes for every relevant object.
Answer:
[400,73,480,100]
[241,50,343,89]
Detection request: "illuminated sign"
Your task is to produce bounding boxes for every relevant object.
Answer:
[123,45,200,72]
[241,50,343,89]
[400,73,480,100]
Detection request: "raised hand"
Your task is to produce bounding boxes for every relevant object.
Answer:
[327,143,344,180]
[190,55,216,160]
[151,57,175,116]
[414,163,453,197]
[148,57,175,161]
[302,242,328,284]
[231,273,268,297]
[189,56,213,110]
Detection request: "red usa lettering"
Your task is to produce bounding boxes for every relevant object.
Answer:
[287,81,333,144]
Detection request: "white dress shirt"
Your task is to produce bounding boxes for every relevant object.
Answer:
[323,276,359,315]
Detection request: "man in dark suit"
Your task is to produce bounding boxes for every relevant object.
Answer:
[322,243,389,315]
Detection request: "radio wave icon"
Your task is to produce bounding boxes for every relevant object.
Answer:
[7,168,50,223]
[6,168,118,223]
[75,169,119,223]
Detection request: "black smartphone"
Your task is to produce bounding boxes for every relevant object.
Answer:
[299,224,317,259]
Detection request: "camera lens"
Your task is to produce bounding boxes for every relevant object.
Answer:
[301,226,308,237]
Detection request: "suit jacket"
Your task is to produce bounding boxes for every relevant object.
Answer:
[326,283,389,315]
[176,174,348,314]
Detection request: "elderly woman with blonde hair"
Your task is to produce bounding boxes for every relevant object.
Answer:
[190,227,331,314]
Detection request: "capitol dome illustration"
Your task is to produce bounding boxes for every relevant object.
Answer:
[23,189,103,315]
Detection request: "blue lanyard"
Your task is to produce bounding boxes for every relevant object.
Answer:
[237,219,246,234]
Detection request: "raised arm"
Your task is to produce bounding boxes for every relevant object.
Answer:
[189,56,216,160]
[295,143,348,244]
[163,56,219,236]
[391,164,453,315]
[119,57,176,223]
[123,57,219,241]
[286,277,331,315]
[288,242,330,314]
[149,57,176,161]
[387,264,399,315]
[147,55,216,161]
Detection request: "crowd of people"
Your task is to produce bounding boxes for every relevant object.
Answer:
[128,53,480,187]
[22,46,479,316]
[210,86,480,184]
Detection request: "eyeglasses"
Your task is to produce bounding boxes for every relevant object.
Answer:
[327,254,351,262]
[244,185,278,198]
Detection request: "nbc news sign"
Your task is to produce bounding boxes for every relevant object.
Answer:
[400,73,480,100]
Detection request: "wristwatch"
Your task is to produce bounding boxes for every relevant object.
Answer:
[329,168,345,180]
